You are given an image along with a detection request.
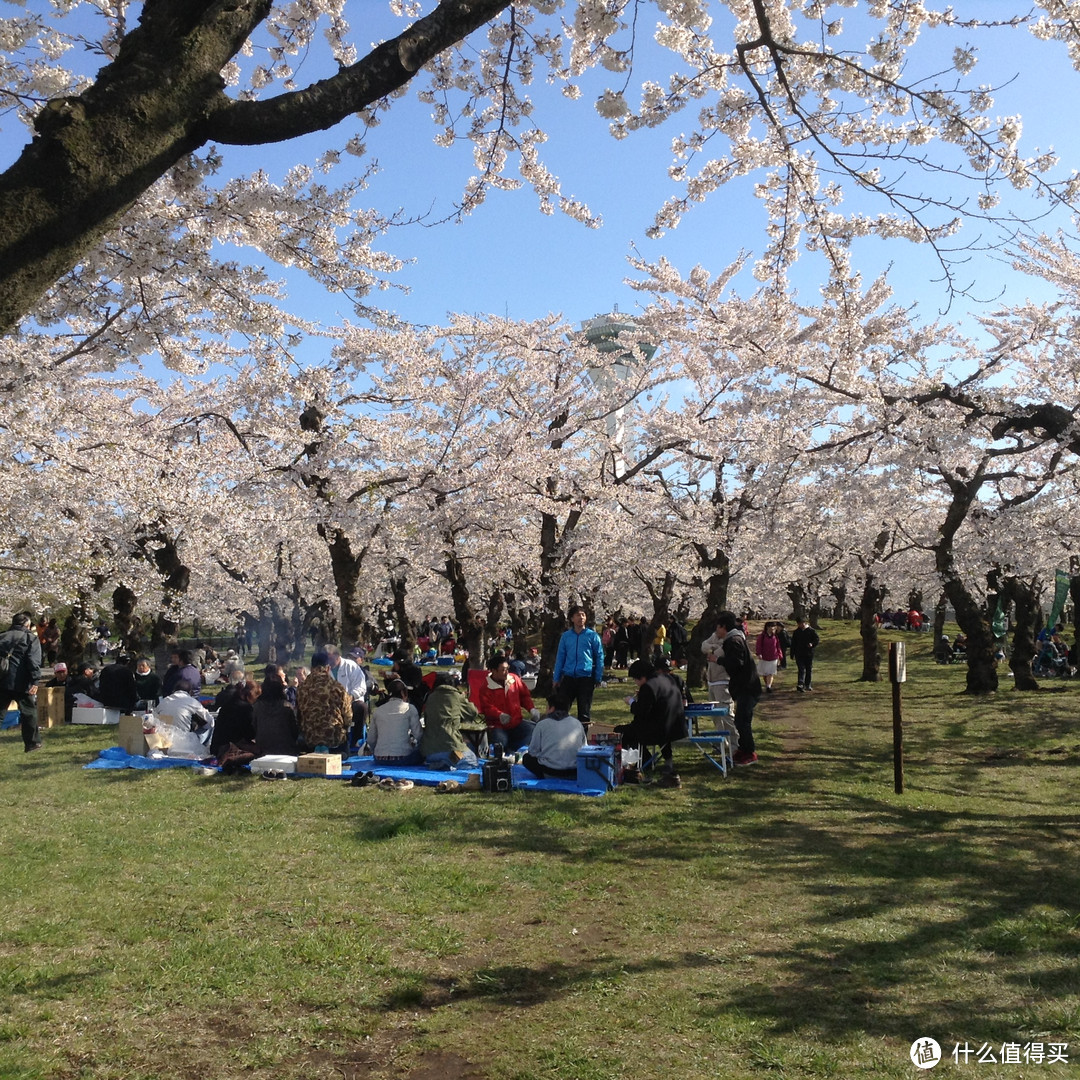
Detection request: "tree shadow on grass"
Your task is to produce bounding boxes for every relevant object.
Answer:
[378,951,717,1012]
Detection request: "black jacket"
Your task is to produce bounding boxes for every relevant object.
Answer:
[791,625,820,659]
[716,630,762,698]
[0,627,40,695]
[98,661,139,710]
[618,672,687,746]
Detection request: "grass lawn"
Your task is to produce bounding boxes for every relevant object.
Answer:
[2,623,1079,1079]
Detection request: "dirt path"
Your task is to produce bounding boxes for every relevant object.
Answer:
[756,678,814,756]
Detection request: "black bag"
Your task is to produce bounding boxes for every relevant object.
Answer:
[481,745,514,792]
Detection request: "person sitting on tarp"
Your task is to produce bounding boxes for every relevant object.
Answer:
[211,677,257,757]
[66,661,100,720]
[254,665,299,756]
[615,658,688,786]
[295,651,351,753]
[134,657,161,706]
[420,673,481,769]
[478,651,540,753]
[522,689,586,780]
[368,678,423,766]
[156,678,215,745]
[97,653,139,712]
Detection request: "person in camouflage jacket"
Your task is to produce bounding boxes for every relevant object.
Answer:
[296,651,352,752]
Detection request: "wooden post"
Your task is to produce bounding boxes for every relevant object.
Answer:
[889,641,906,794]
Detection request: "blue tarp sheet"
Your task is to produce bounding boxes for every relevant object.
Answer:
[83,748,606,794]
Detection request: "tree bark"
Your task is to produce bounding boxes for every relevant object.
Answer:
[0,0,513,332]
[1003,575,1040,691]
[935,469,998,694]
[318,523,368,646]
[685,545,731,689]
[787,581,809,623]
[111,583,139,654]
[858,574,885,682]
[389,571,416,653]
[443,548,485,673]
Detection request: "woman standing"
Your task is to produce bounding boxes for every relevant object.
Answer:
[755,622,782,693]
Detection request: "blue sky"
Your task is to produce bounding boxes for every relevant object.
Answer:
[5,3,1080,345]
[239,8,1080,345]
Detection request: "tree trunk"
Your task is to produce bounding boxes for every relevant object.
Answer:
[1003,575,1040,691]
[443,549,485,673]
[60,589,95,669]
[389,571,416,653]
[136,526,189,649]
[318,523,367,646]
[933,591,948,644]
[686,546,731,689]
[502,590,533,653]
[111,583,139,653]
[787,581,809,623]
[858,573,885,682]
[641,570,676,662]
[831,583,847,620]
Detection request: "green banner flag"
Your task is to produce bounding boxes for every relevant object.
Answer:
[992,599,1007,639]
[1048,568,1071,629]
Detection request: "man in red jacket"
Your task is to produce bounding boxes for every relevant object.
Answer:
[478,652,540,753]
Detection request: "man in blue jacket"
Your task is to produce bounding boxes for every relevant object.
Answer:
[553,605,605,729]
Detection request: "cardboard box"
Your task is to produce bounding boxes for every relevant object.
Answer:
[117,714,170,756]
[36,686,66,727]
[587,722,617,737]
[295,753,341,777]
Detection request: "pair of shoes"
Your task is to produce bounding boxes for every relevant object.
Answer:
[657,771,682,788]
[394,779,415,791]
[261,769,286,780]
[733,751,759,766]
[350,770,376,787]
[796,685,805,692]
[24,742,42,753]
[436,779,463,793]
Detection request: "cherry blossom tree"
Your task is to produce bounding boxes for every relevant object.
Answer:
[4,0,1080,340]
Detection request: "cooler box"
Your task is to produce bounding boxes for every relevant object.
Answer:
[577,745,617,792]
[249,754,298,775]
[71,706,120,725]
[588,730,624,785]
[436,656,455,666]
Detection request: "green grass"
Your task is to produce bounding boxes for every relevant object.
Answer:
[2,622,1079,1078]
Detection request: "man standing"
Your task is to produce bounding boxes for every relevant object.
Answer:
[1,613,42,752]
[326,644,367,748]
[791,617,821,692]
[553,605,605,729]
[713,611,763,766]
